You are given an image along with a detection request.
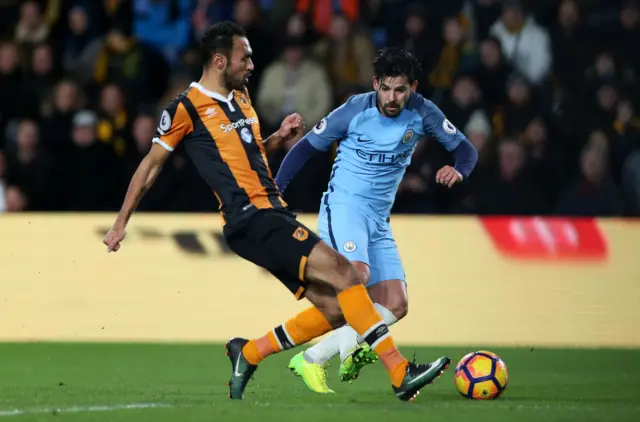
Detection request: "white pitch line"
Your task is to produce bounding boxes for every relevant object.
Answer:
[0,402,171,417]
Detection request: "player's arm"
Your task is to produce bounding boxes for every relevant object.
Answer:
[109,144,169,233]
[419,97,478,187]
[262,113,306,155]
[103,101,192,252]
[275,96,361,193]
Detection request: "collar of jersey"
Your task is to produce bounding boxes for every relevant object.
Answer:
[190,82,235,105]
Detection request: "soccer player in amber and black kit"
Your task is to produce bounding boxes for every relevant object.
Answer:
[276,47,478,393]
[103,22,449,402]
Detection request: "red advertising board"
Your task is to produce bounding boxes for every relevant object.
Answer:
[481,217,608,261]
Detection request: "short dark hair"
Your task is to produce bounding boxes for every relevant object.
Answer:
[373,47,422,83]
[200,21,247,67]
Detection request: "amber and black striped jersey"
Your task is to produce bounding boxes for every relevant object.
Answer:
[152,82,288,227]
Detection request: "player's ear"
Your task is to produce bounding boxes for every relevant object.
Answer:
[372,76,380,91]
[411,80,418,92]
[213,53,227,71]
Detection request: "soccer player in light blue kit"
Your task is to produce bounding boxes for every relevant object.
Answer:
[276,48,478,393]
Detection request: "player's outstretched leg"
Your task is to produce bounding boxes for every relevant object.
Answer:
[304,242,451,401]
[226,302,339,399]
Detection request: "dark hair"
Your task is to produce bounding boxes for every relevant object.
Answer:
[373,47,422,83]
[199,21,247,67]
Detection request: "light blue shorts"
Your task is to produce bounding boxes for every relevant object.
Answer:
[317,199,405,286]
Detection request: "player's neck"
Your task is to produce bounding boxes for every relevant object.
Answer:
[198,73,231,98]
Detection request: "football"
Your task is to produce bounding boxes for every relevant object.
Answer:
[454,350,508,400]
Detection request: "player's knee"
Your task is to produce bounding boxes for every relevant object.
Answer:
[385,297,408,320]
[326,310,346,329]
[352,261,370,285]
[306,241,360,292]
[314,298,345,328]
[392,301,408,320]
[333,256,360,292]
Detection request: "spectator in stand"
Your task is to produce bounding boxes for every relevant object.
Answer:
[60,110,121,211]
[93,27,168,104]
[14,1,50,49]
[428,15,476,103]
[393,2,438,89]
[519,116,565,206]
[493,72,538,139]
[468,0,502,42]
[472,36,512,114]
[471,139,547,215]
[0,41,22,141]
[62,6,102,86]
[132,0,191,65]
[2,185,28,212]
[256,36,332,134]
[100,0,133,34]
[4,119,57,210]
[296,0,359,36]
[611,0,639,92]
[192,0,235,39]
[550,0,593,98]
[489,0,551,86]
[283,12,318,46]
[40,79,83,153]
[95,83,130,157]
[21,43,57,119]
[464,109,495,180]
[439,75,483,133]
[556,142,624,216]
[313,13,374,101]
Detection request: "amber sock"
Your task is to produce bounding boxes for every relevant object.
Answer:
[242,306,332,365]
[337,284,408,387]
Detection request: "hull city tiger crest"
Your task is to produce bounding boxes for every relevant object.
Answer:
[292,227,309,241]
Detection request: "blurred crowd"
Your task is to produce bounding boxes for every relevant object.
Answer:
[1,0,639,216]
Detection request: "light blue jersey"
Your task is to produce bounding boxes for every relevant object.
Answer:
[299,91,468,285]
[306,91,466,220]
[275,90,475,285]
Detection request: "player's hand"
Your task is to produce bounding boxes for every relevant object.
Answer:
[103,225,126,253]
[435,165,463,188]
[278,113,305,142]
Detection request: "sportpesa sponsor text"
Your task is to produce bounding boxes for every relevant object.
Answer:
[221,117,258,133]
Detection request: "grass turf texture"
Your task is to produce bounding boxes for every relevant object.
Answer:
[0,343,638,421]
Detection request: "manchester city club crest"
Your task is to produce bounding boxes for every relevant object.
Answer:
[402,129,415,144]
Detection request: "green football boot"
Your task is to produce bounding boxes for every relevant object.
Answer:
[288,352,335,393]
[339,344,379,383]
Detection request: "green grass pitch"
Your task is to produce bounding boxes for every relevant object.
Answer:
[0,343,638,421]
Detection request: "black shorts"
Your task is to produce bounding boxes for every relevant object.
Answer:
[223,209,321,300]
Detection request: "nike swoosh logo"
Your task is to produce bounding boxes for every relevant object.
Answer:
[407,360,443,385]
[357,137,373,143]
[234,354,242,377]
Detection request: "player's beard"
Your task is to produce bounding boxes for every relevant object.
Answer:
[224,69,249,91]
[380,101,402,117]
